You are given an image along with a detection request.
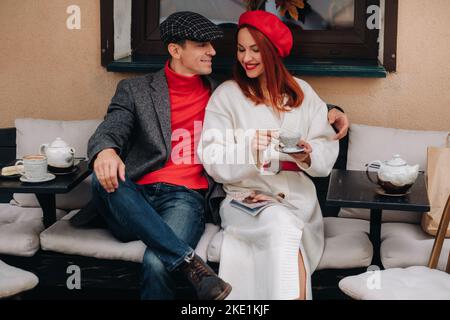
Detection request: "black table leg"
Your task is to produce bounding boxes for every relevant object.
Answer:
[370,209,382,267]
[36,194,56,228]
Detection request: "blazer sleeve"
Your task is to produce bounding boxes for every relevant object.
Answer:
[87,79,136,167]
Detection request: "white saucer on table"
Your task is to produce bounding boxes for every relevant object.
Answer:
[20,173,56,183]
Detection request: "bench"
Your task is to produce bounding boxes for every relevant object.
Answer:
[0,118,448,299]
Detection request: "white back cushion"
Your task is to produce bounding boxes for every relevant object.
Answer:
[15,118,102,158]
[340,124,449,223]
[14,118,102,210]
[347,124,448,171]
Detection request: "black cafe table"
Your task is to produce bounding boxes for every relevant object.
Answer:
[0,161,91,228]
[326,169,430,267]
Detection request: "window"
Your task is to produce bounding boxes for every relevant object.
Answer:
[101,0,398,75]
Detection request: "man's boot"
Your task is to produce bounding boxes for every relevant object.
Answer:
[180,253,232,300]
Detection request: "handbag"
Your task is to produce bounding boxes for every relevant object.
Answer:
[421,134,450,237]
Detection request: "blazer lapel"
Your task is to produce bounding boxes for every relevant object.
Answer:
[147,69,172,151]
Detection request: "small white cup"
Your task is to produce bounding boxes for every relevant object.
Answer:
[15,155,48,180]
[279,129,302,149]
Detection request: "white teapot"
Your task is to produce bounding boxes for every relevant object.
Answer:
[366,154,419,194]
[39,137,76,169]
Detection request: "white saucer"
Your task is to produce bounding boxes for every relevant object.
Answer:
[279,146,305,154]
[375,187,411,197]
[20,173,56,183]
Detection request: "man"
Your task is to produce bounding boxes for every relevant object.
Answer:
[88,11,349,300]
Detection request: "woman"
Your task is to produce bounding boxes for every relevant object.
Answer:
[198,10,339,300]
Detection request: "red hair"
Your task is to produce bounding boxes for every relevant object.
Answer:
[233,25,304,112]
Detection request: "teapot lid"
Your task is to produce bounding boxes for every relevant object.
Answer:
[49,137,70,148]
[386,154,407,167]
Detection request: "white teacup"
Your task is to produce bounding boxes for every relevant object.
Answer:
[279,130,302,149]
[15,155,48,180]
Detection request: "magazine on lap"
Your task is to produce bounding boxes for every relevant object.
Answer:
[230,191,298,216]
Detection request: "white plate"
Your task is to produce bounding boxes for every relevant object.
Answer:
[20,173,56,183]
[279,146,305,154]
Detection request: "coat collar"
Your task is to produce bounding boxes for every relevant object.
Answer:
[146,69,172,152]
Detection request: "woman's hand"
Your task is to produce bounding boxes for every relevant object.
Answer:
[251,130,278,168]
[244,191,275,203]
[289,140,312,166]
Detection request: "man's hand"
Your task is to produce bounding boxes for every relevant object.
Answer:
[93,148,126,193]
[328,108,349,140]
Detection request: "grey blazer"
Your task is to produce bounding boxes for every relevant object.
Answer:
[87,69,225,224]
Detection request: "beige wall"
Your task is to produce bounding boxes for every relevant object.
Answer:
[1,0,449,131]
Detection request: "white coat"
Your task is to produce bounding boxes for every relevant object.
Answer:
[198,79,339,299]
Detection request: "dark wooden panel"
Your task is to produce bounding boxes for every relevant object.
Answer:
[0,147,16,165]
[383,0,398,72]
[0,127,16,147]
[0,128,15,203]
[100,0,114,67]
[0,193,12,203]
[312,113,349,217]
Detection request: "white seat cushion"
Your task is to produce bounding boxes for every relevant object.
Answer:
[206,217,374,270]
[317,217,373,270]
[0,260,39,298]
[381,223,450,271]
[347,124,449,172]
[0,204,66,257]
[207,230,223,263]
[340,124,448,224]
[40,210,146,263]
[39,210,217,263]
[339,208,422,224]
[13,118,102,210]
[339,266,450,300]
[195,223,220,262]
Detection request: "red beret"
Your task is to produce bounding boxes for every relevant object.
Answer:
[238,10,293,58]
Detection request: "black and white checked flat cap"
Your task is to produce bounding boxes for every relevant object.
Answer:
[160,11,224,45]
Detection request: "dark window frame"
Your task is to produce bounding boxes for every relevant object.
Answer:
[101,0,398,72]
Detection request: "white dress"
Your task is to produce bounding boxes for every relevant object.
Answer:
[198,79,339,300]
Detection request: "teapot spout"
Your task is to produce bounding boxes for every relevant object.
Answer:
[405,164,420,183]
[409,164,420,174]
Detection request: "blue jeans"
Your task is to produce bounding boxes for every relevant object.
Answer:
[91,174,205,299]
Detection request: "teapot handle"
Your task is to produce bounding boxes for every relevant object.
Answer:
[366,160,382,185]
[39,144,48,156]
[70,147,76,155]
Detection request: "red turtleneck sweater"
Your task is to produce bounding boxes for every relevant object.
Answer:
[136,61,209,189]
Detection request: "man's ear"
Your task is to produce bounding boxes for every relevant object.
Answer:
[168,43,182,59]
